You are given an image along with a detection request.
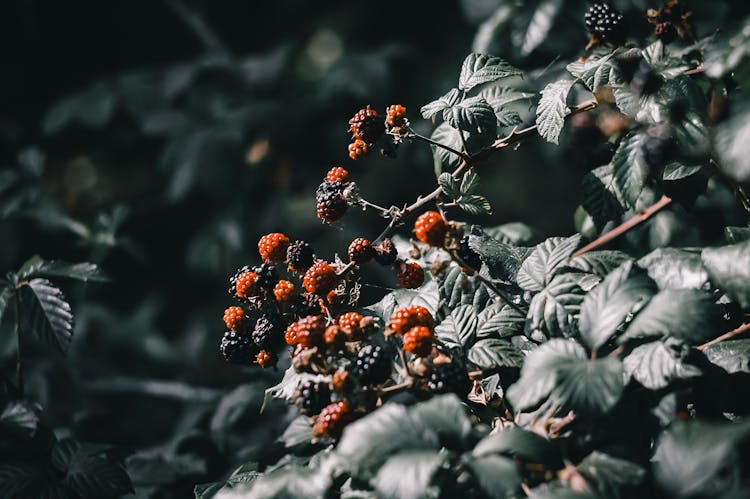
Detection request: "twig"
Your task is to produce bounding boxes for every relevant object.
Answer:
[380,380,413,394]
[572,195,673,257]
[697,322,750,351]
[163,0,232,58]
[410,131,472,163]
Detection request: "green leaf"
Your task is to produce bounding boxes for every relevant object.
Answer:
[476,302,526,339]
[702,240,750,308]
[653,419,750,499]
[460,170,481,196]
[611,132,650,209]
[421,88,461,120]
[211,383,266,433]
[367,281,441,323]
[468,228,534,282]
[725,226,750,244]
[483,222,543,246]
[0,401,39,438]
[578,261,656,351]
[637,248,709,290]
[372,451,447,499]
[577,451,645,499]
[435,304,478,350]
[527,273,586,339]
[619,289,722,345]
[623,340,702,389]
[581,164,626,230]
[536,79,574,145]
[430,122,480,171]
[438,172,461,199]
[459,54,522,91]
[15,255,107,282]
[465,455,522,499]
[0,285,13,328]
[516,235,581,292]
[22,278,74,353]
[262,367,329,411]
[566,52,618,91]
[468,338,524,369]
[0,464,44,498]
[242,465,328,499]
[703,340,750,373]
[552,356,625,417]
[714,98,750,183]
[520,0,564,56]
[564,251,631,278]
[662,161,703,181]
[408,395,473,443]
[53,439,133,498]
[445,97,497,141]
[457,194,492,215]
[478,86,534,113]
[439,266,493,310]
[473,427,561,466]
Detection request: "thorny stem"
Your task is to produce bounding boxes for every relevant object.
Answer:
[360,199,392,217]
[572,195,673,257]
[697,322,750,351]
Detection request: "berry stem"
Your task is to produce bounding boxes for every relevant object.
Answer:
[572,195,673,257]
[409,130,472,163]
[380,380,413,395]
[697,322,750,351]
[360,199,392,217]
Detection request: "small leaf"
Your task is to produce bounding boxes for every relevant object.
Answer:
[457,194,492,216]
[459,54,522,91]
[429,122,466,170]
[421,88,461,119]
[435,304,478,350]
[703,340,750,373]
[662,161,703,181]
[465,455,522,499]
[637,248,709,290]
[372,451,447,499]
[473,427,561,466]
[623,340,702,389]
[478,86,534,112]
[516,235,581,291]
[0,401,39,438]
[564,251,631,278]
[702,240,750,308]
[577,451,646,499]
[468,338,524,369]
[445,97,498,143]
[460,170,481,196]
[22,278,74,353]
[566,53,618,91]
[468,227,534,282]
[527,273,586,339]
[581,164,626,230]
[611,132,651,209]
[476,302,526,339]
[579,261,656,351]
[438,172,461,199]
[536,79,574,145]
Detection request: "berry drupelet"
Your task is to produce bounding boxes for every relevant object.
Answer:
[255,350,276,368]
[223,306,247,331]
[386,104,407,128]
[296,315,326,348]
[313,401,352,439]
[325,167,350,184]
[348,139,369,160]
[234,271,261,300]
[388,305,434,336]
[338,311,365,341]
[403,326,435,357]
[273,280,296,302]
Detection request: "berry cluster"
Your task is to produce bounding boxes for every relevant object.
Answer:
[347,104,407,160]
[584,3,626,45]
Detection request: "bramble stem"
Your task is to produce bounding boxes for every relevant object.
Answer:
[380,380,413,394]
[409,130,472,163]
[572,195,673,257]
[697,322,750,351]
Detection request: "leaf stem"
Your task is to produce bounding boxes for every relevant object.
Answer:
[409,130,472,163]
[697,322,750,351]
[572,195,673,257]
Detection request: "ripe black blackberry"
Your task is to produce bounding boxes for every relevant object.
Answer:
[348,106,385,144]
[220,330,257,365]
[584,3,626,44]
[294,292,322,317]
[457,236,482,271]
[316,181,348,223]
[373,238,398,265]
[228,265,251,295]
[252,314,281,349]
[287,240,315,273]
[348,238,374,264]
[295,381,332,416]
[252,263,278,289]
[428,361,471,397]
[353,344,392,385]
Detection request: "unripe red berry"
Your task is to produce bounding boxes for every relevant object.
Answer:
[338,311,365,341]
[403,326,435,357]
[223,306,246,331]
[235,271,261,299]
[258,233,290,264]
[296,315,326,348]
[388,305,434,335]
[348,106,385,143]
[414,210,448,247]
[273,280,295,302]
[256,349,276,368]
[386,104,407,128]
[303,261,339,295]
[313,401,353,439]
[326,167,350,184]
[397,261,424,289]
[348,238,374,264]
[324,325,346,349]
[348,139,369,160]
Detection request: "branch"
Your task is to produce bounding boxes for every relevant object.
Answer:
[697,322,750,351]
[572,195,673,257]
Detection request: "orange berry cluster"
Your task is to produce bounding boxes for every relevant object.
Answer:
[346,104,407,160]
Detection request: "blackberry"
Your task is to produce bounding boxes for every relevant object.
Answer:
[457,236,482,271]
[373,238,398,265]
[252,314,280,349]
[403,326,435,357]
[295,381,332,416]
[414,210,448,247]
[287,240,315,273]
[348,106,385,144]
[354,344,392,385]
[303,261,339,295]
[294,292,322,317]
[326,167,350,184]
[258,233,290,264]
[584,3,626,44]
[313,401,352,439]
[428,361,471,397]
[220,330,257,365]
[397,262,425,289]
[386,104,407,128]
[348,139,369,160]
[348,238,374,264]
[316,182,348,223]
[252,263,278,289]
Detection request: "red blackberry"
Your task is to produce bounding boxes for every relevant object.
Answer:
[295,380,332,416]
[313,401,352,439]
[397,262,424,289]
[428,361,471,397]
[234,271,261,300]
[324,325,346,349]
[584,3,626,44]
[331,369,352,393]
[348,139,369,160]
[285,321,300,346]
[252,314,280,349]
[354,344,392,385]
[326,290,343,307]
[258,233,290,264]
[338,311,365,341]
[386,104,407,128]
[403,326,435,357]
[296,315,326,348]
[252,263,278,289]
[287,240,315,273]
[326,167,350,184]
[348,238,374,264]
[274,280,295,302]
[348,105,385,144]
[414,210,448,247]
[316,182,348,223]
[256,350,276,368]
[373,238,398,265]
[303,261,339,295]
[457,236,482,271]
[388,305,434,336]
[220,330,257,365]
[294,292,323,317]
[223,306,247,331]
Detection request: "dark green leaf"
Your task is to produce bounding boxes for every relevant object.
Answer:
[430,122,465,170]
[439,266,493,310]
[438,173,461,199]
[445,96,497,141]
[566,52,618,91]
[211,383,266,433]
[459,54,522,91]
[483,222,543,246]
[611,132,650,209]
[0,285,13,328]
[468,227,535,282]
[0,401,39,438]
[465,455,522,499]
[0,464,44,498]
[725,226,750,244]
[22,278,74,353]
[435,304,478,350]
[703,340,750,374]
[421,88,461,120]
[527,273,586,339]
[702,240,750,308]
[473,427,561,466]
[478,86,534,113]
[581,164,626,230]
[714,96,750,183]
[460,170,481,196]
[564,251,631,278]
[620,289,722,345]
[520,0,564,56]
[623,340,702,389]
[577,451,645,499]
[637,248,709,290]
[245,465,329,499]
[663,161,703,181]
[457,194,493,215]
[516,235,581,292]
[553,356,624,417]
[53,439,133,497]
[16,255,107,282]
[579,261,656,351]
[468,338,524,369]
[536,79,574,145]
[408,395,473,443]
[372,451,447,499]
[476,303,526,339]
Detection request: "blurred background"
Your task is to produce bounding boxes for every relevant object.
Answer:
[1,0,746,496]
